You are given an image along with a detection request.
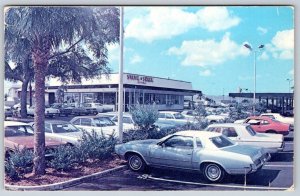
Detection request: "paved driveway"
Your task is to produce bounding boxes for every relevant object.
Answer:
[64,139,293,191]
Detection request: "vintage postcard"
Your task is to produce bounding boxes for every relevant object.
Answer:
[3,6,294,191]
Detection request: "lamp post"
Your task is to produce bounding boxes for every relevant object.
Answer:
[244,43,264,115]
[286,78,293,93]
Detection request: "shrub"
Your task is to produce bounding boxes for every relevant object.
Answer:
[77,130,118,161]
[48,145,78,171]
[5,148,34,180]
[130,103,159,130]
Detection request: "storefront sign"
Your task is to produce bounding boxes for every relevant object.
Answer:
[127,74,153,84]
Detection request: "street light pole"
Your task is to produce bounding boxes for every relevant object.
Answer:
[117,6,124,143]
[244,43,264,115]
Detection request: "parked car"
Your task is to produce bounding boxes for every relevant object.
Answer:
[181,110,199,121]
[70,116,118,136]
[260,113,294,130]
[27,106,60,117]
[236,116,291,136]
[4,121,67,157]
[101,112,177,131]
[51,103,73,116]
[100,112,135,130]
[72,103,98,115]
[158,111,194,126]
[4,106,13,118]
[206,123,284,153]
[205,114,229,123]
[115,130,270,183]
[30,120,84,145]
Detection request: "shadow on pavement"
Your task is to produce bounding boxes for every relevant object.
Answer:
[226,169,281,186]
[268,152,293,162]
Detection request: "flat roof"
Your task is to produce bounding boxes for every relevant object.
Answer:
[229,92,294,99]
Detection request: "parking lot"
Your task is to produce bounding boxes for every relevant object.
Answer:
[63,132,293,191]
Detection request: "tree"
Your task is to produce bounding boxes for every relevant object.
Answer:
[5,36,34,118]
[5,7,119,175]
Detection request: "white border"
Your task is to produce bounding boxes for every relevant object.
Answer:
[1,1,298,196]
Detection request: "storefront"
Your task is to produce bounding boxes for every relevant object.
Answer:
[46,73,201,111]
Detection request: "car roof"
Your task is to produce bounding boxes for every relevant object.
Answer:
[174,130,221,138]
[207,123,248,127]
[4,121,29,127]
[45,120,72,124]
[159,111,179,114]
[248,116,272,120]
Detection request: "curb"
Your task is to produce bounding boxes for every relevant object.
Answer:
[5,165,127,191]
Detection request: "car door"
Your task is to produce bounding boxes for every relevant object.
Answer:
[149,135,194,169]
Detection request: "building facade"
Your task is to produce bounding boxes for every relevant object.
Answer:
[46,73,201,111]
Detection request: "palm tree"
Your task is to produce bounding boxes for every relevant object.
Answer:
[5,6,119,175]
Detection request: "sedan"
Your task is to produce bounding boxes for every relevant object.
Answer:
[27,106,60,117]
[5,121,67,157]
[30,120,84,145]
[239,116,291,135]
[115,131,270,183]
[206,123,284,153]
[70,116,118,136]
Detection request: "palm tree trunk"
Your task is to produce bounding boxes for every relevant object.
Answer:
[20,78,29,118]
[32,61,46,175]
[32,36,50,175]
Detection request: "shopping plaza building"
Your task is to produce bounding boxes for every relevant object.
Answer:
[44,73,202,111]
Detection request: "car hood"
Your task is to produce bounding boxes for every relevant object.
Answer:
[5,136,65,149]
[222,144,263,160]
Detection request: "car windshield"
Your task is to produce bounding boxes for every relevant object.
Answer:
[174,113,185,119]
[94,117,115,127]
[5,126,34,137]
[51,123,80,133]
[210,136,234,148]
[246,125,257,136]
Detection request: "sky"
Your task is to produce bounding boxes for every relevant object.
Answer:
[4,6,294,96]
[107,6,294,96]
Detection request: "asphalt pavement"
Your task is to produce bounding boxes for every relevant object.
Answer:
[64,136,294,191]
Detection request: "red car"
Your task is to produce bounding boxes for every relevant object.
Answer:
[4,121,67,157]
[243,116,290,135]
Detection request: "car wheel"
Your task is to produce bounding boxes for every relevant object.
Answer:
[203,163,225,183]
[266,130,277,134]
[127,154,146,172]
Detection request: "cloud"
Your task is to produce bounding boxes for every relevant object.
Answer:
[167,32,249,67]
[289,68,294,76]
[266,29,294,60]
[125,7,240,42]
[258,51,269,60]
[106,43,120,64]
[199,70,212,76]
[130,54,143,64]
[196,7,241,32]
[257,26,268,35]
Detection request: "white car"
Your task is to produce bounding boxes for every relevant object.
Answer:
[260,113,294,128]
[70,116,118,136]
[99,112,135,130]
[181,110,200,121]
[158,111,194,126]
[206,123,284,153]
[30,121,83,145]
[27,106,60,117]
[205,114,229,123]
